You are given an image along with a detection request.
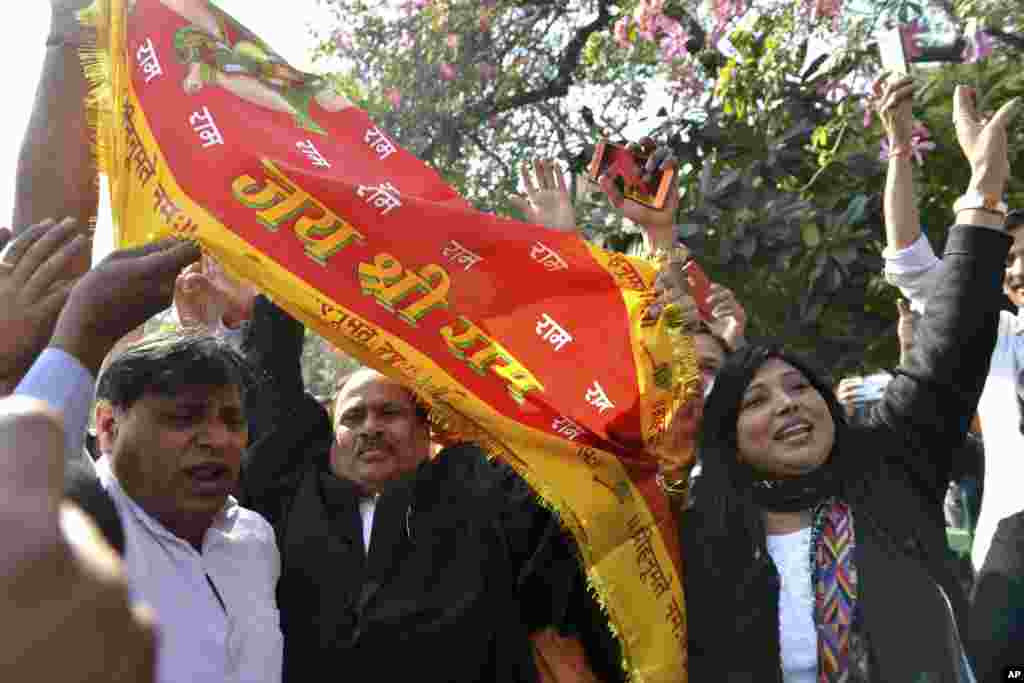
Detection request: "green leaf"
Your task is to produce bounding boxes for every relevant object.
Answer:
[801,222,821,248]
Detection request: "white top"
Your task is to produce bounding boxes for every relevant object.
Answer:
[766,527,818,683]
[359,495,379,554]
[95,458,283,683]
[16,347,284,683]
[885,235,1024,570]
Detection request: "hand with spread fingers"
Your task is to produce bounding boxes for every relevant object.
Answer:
[51,239,201,376]
[644,246,700,331]
[705,283,747,351]
[0,218,91,392]
[597,138,680,253]
[835,377,863,417]
[174,254,258,332]
[953,85,1019,201]
[0,396,156,682]
[872,74,915,149]
[509,159,578,232]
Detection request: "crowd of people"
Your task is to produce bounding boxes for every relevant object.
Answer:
[2,3,1023,682]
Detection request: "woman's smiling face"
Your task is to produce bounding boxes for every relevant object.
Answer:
[735,358,836,479]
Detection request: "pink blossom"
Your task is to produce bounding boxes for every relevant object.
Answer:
[713,0,746,32]
[811,0,842,20]
[478,63,498,80]
[669,63,705,100]
[446,33,459,50]
[659,19,689,60]
[818,80,850,102]
[862,104,873,129]
[899,20,924,61]
[398,31,414,51]
[962,29,994,63]
[479,13,491,32]
[439,63,457,81]
[386,88,402,108]
[332,30,353,51]
[614,17,633,49]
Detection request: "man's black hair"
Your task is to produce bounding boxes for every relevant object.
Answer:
[96,330,255,409]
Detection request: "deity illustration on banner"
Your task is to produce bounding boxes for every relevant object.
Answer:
[144,0,351,134]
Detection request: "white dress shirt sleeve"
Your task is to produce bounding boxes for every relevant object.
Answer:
[883,234,941,313]
[14,347,96,462]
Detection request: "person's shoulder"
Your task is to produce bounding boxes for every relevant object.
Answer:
[226,502,278,545]
[429,442,525,496]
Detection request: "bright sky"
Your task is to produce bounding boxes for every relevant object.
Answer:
[0,1,331,248]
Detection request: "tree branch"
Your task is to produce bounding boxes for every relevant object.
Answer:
[988,28,1024,52]
[469,0,614,118]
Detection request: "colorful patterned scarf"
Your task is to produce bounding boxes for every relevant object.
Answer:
[812,499,870,683]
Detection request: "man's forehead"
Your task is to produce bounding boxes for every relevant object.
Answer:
[336,370,414,407]
[145,383,242,405]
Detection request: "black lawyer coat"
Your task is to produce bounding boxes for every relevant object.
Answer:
[237,298,622,683]
[681,225,1012,682]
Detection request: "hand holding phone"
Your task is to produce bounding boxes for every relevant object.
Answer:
[588,140,676,210]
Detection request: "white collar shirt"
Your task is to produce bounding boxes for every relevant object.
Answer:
[95,457,283,683]
[972,309,1024,570]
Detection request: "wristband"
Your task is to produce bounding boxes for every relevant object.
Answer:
[886,144,912,160]
[953,191,1008,217]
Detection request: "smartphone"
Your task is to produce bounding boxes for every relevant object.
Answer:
[683,259,713,321]
[859,372,892,402]
[588,140,675,210]
[877,27,910,76]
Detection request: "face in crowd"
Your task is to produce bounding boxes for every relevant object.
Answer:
[331,368,431,493]
[95,335,250,542]
[695,331,728,395]
[734,357,837,479]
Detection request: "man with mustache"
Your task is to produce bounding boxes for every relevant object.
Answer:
[229,295,621,683]
[874,76,1024,682]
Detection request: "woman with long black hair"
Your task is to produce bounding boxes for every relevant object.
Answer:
[680,85,1019,682]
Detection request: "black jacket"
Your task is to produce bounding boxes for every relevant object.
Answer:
[682,225,1012,682]
[237,299,621,683]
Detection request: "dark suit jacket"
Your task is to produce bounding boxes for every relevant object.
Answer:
[238,298,621,683]
[683,225,1011,682]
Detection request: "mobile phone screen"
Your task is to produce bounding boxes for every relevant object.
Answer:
[878,27,909,76]
[588,141,674,209]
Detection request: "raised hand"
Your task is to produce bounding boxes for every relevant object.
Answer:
[835,377,863,417]
[174,255,258,331]
[0,397,156,681]
[953,85,1019,199]
[52,239,201,376]
[509,159,578,232]
[705,283,747,351]
[597,138,680,253]
[644,246,700,331]
[872,75,915,147]
[0,218,90,390]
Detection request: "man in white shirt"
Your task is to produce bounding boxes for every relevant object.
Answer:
[14,238,284,683]
[874,76,1024,680]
